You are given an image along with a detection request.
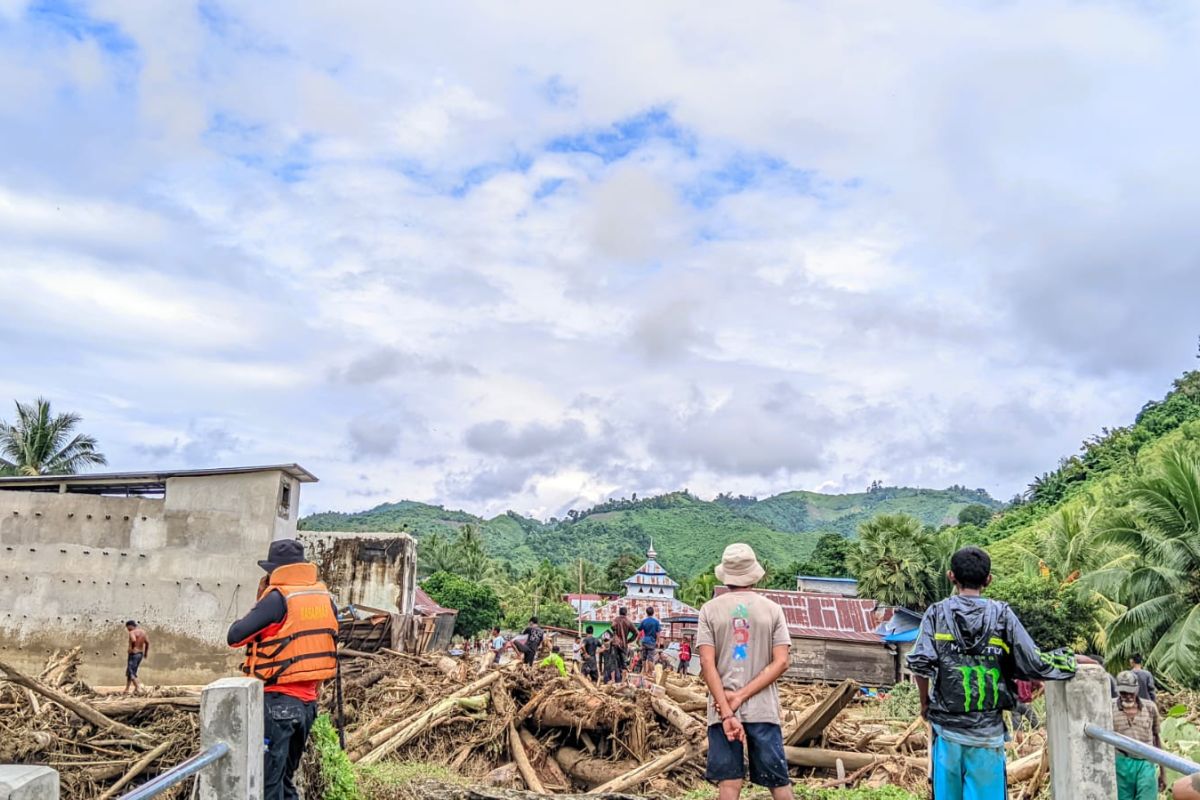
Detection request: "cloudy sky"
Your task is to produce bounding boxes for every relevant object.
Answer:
[2,1,1198,519]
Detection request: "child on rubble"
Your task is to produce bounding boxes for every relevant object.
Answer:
[907,546,1094,800]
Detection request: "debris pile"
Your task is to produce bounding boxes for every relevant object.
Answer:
[0,647,1053,798]
[334,652,1052,797]
[0,649,200,799]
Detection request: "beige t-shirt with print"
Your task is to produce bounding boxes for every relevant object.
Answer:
[696,589,791,726]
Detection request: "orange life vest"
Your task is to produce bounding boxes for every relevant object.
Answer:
[240,562,338,686]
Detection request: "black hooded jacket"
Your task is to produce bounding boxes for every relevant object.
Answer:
[907,595,1077,739]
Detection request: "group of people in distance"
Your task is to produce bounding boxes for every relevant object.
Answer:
[146,534,1198,800]
[484,603,694,683]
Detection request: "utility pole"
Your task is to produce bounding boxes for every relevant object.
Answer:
[577,558,584,635]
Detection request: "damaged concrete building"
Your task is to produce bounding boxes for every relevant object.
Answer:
[0,465,423,685]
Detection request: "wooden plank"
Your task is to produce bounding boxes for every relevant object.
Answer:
[784,678,858,746]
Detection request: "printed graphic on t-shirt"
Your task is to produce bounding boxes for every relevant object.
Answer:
[731,603,750,661]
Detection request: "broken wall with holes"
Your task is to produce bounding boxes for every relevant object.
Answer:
[297,530,417,615]
[0,470,302,685]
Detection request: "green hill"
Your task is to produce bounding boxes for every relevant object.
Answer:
[715,486,1000,536]
[980,370,1200,573]
[301,484,999,578]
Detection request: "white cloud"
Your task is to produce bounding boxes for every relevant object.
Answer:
[0,0,1196,519]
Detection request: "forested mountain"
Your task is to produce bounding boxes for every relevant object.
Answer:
[300,485,997,577]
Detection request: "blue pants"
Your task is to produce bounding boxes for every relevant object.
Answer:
[932,733,1007,800]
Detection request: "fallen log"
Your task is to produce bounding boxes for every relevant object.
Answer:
[784,746,927,772]
[1007,750,1043,783]
[349,669,502,759]
[532,693,621,731]
[554,747,637,787]
[650,695,704,740]
[587,742,702,795]
[508,722,545,794]
[784,745,1042,781]
[91,696,201,715]
[663,681,706,708]
[0,660,148,742]
[518,727,569,789]
[356,694,488,764]
[784,678,857,746]
[96,740,173,800]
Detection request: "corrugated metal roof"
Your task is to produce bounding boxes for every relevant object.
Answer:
[414,586,456,616]
[714,587,887,644]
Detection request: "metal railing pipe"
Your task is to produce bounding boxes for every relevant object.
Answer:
[118,742,230,800]
[1083,723,1200,775]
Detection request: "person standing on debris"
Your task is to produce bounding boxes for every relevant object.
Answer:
[678,637,692,675]
[697,543,794,800]
[540,645,568,678]
[599,630,618,683]
[1113,670,1165,799]
[907,546,1094,800]
[1011,679,1041,733]
[512,616,545,666]
[490,627,506,667]
[639,606,661,674]
[227,539,338,800]
[123,620,149,694]
[1129,654,1158,703]
[611,606,637,682]
[581,625,600,682]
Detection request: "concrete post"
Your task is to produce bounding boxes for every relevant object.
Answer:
[0,766,59,800]
[198,677,263,800]
[1045,664,1117,800]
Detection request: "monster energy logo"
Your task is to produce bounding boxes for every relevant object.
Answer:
[957,665,1001,711]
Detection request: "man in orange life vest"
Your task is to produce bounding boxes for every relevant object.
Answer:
[227,539,339,800]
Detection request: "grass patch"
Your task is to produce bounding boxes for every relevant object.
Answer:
[354,761,469,800]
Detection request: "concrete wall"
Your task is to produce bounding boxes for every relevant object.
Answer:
[0,470,301,686]
[298,531,416,614]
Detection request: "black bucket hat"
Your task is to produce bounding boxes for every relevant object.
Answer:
[258,539,306,573]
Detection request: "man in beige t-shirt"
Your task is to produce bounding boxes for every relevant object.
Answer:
[697,544,794,800]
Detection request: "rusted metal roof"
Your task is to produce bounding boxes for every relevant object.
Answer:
[714,587,888,644]
[414,586,456,616]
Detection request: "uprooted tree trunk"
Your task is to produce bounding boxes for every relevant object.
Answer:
[554,747,638,788]
[588,742,704,795]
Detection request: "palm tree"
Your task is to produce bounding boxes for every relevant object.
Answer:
[848,514,935,609]
[680,571,719,607]
[1100,446,1200,685]
[0,398,107,476]
[418,531,461,577]
[1016,505,1132,652]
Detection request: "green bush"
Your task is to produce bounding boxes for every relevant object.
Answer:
[421,571,502,638]
[310,713,360,800]
[881,680,920,720]
[987,574,1099,651]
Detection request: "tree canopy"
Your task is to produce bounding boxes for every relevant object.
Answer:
[421,571,502,638]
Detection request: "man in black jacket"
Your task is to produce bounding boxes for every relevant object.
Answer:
[907,547,1094,800]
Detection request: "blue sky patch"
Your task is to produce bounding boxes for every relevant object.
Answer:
[546,107,696,163]
[681,152,817,209]
[25,0,137,57]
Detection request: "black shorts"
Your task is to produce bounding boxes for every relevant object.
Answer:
[126,652,144,679]
[706,722,790,788]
